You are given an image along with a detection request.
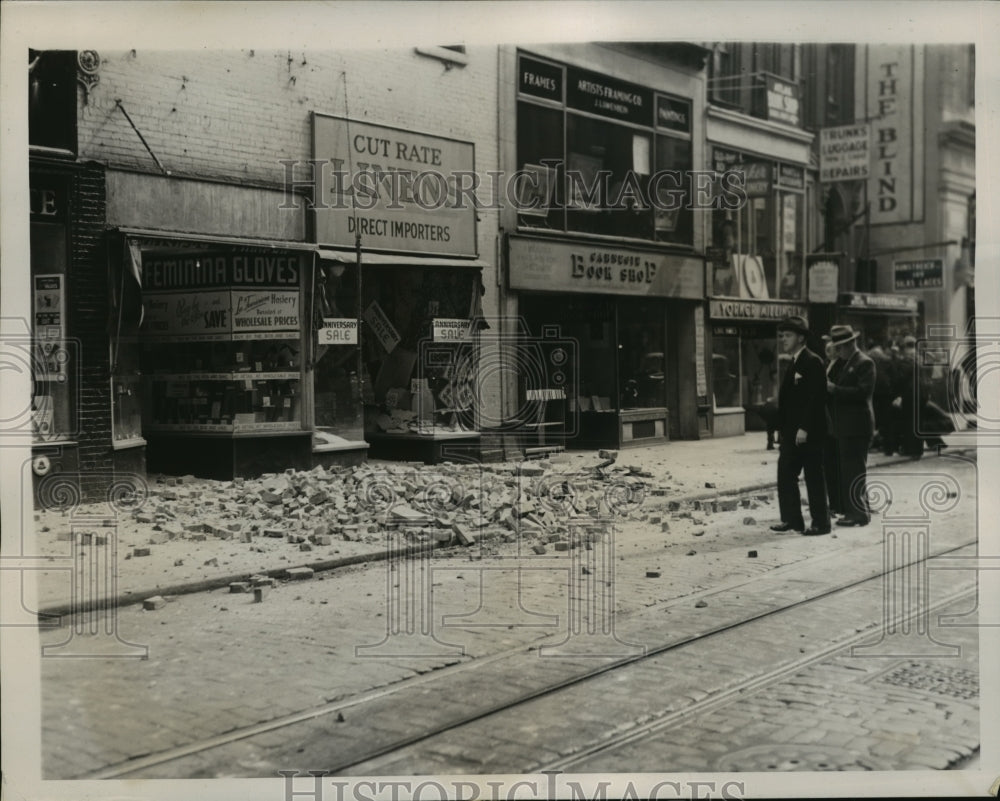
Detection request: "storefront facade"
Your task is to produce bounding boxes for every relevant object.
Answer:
[499,44,711,449]
[703,52,822,437]
[25,46,502,493]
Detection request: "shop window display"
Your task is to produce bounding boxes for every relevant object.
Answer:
[618,298,666,409]
[362,266,480,435]
[711,335,741,408]
[311,260,363,441]
[30,194,74,442]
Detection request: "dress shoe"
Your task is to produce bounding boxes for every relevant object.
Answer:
[802,525,831,536]
[835,517,869,527]
[770,522,804,533]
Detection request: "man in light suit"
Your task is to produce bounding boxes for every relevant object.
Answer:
[826,324,876,526]
[770,316,831,536]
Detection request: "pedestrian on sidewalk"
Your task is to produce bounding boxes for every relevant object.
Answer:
[770,316,831,536]
[822,336,844,518]
[826,324,876,527]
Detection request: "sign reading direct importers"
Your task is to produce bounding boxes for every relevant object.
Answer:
[312,114,477,257]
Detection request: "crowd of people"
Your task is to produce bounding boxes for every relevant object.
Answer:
[764,316,952,537]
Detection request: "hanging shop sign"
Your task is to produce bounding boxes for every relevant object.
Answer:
[312,114,477,257]
[841,292,919,313]
[708,299,809,322]
[819,123,871,182]
[863,44,924,224]
[894,258,943,290]
[806,255,841,304]
[508,236,703,299]
[432,318,473,342]
[765,75,801,126]
[775,163,805,190]
[318,318,359,345]
[364,300,401,353]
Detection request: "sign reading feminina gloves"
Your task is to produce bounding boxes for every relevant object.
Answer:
[312,114,477,257]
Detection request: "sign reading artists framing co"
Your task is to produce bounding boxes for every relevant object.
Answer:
[311,114,477,258]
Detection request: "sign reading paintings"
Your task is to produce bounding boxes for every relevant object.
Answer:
[312,115,477,257]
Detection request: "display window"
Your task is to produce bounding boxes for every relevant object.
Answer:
[709,149,808,302]
[134,245,307,435]
[30,178,74,442]
[361,266,481,436]
[311,259,364,442]
[516,52,694,247]
[618,298,667,409]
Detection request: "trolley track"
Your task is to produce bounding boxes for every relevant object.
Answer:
[83,536,980,779]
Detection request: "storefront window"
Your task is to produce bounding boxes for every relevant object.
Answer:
[710,150,807,301]
[516,52,694,247]
[566,115,653,239]
[110,242,145,444]
[362,266,480,434]
[618,298,666,409]
[312,260,364,442]
[711,334,741,408]
[30,183,74,442]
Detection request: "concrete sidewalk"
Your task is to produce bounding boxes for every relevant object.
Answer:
[28,431,974,616]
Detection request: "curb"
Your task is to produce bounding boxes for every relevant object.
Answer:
[36,447,973,619]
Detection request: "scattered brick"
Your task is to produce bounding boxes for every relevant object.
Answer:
[747,550,758,558]
[143,596,166,611]
[695,599,708,608]
[133,547,151,557]
[686,549,697,556]
[646,570,661,578]
[253,587,269,603]
[149,532,169,545]
[532,544,547,555]
[692,530,705,537]
[285,566,314,581]
[229,582,251,593]
[742,517,757,526]
[554,541,570,551]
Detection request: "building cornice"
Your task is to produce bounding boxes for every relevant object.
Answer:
[706,104,815,147]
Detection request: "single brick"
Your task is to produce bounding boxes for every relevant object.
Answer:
[133,546,151,557]
[229,582,251,593]
[143,596,166,611]
[285,566,314,581]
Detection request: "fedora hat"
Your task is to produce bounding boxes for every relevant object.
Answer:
[776,315,809,336]
[828,324,860,345]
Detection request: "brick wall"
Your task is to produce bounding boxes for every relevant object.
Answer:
[79,47,500,259]
[69,161,114,500]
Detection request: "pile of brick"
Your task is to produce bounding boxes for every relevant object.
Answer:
[134,452,658,552]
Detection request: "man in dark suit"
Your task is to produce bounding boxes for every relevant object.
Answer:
[826,324,876,526]
[770,316,831,536]
[822,336,844,517]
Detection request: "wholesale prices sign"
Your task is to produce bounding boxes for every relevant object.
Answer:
[312,114,477,257]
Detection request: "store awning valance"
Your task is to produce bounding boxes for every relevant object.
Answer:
[316,248,489,269]
[113,226,319,253]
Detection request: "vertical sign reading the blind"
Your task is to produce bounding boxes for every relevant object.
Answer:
[864,44,924,224]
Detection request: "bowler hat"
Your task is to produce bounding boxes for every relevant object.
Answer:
[776,315,809,336]
[828,324,861,345]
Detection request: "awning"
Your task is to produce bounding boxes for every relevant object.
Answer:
[113,226,318,252]
[317,248,489,269]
